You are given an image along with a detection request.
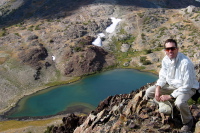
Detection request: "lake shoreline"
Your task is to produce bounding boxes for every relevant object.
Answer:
[0,68,158,121]
[2,108,89,121]
[0,77,82,120]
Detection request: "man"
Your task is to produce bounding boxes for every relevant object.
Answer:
[145,39,199,132]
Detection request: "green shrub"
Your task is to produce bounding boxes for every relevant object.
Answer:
[137,12,144,18]
[28,25,34,31]
[74,47,82,52]
[140,56,151,65]
[144,49,152,54]
[119,28,126,34]
[158,27,168,35]
[140,56,147,62]
[14,33,20,36]
[35,25,41,30]
[110,35,135,51]
[143,17,151,24]
[121,35,136,45]
[0,28,7,37]
[44,125,54,133]
[198,98,200,104]
[142,60,151,65]
[83,20,91,25]
[141,33,146,40]
[188,99,196,105]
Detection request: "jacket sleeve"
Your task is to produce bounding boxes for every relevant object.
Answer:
[156,59,167,87]
[171,61,196,98]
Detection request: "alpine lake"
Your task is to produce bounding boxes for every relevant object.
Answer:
[6,69,158,119]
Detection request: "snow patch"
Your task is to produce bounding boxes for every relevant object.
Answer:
[106,17,121,33]
[92,33,105,47]
[92,17,121,47]
[52,56,56,61]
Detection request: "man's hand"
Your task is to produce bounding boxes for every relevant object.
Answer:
[160,95,171,101]
[155,85,161,101]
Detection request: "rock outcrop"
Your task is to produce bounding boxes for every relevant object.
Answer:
[18,45,48,69]
[52,114,87,133]
[50,83,200,133]
[64,45,115,76]
[195,64,200,82]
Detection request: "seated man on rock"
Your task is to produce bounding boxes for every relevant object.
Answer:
[145,39,199,132]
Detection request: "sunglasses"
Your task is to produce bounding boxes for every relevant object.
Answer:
[164,47,177,52]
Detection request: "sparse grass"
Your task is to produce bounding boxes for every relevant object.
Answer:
[137,12,144,18]
[141,33,146,40]
[0,57,7,64]
[153,47,163,51]
[109,35,135,52]
[35,25,41,30]
[158,27,167,35]
[74,47,82,52]
[146,69,157,74]
[15,22,24,27]
[110,34,161,66]
[183,20,191,23]
[133,65,146,70]
[0,29,6,37]
[45,77,81,87]
[28,25,34,31]
[119,28,127,34]
[83,20,91,25]
[0,118,61,132]
[114,50,143,63]
[14,33,20,36]
[121,36,136,45]
[44,125,54,133]
[10,0,17,3]
[143,16,151,24]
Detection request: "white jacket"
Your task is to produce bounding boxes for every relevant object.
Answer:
[156,52,199,98]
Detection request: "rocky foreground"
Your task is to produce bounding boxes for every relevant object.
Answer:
[48,82,200,133]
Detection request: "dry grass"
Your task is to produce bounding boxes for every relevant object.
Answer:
[0,117,62,132]
[0,57,6,64]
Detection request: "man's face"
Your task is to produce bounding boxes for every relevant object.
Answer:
[164,42,178,59]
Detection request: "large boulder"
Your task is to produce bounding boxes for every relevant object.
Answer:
[52,113,86,133]
[121,44,130,52]
[195,121,200,133]
[64,46,115,76]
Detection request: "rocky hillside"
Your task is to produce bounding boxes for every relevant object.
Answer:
[47,83,200,133]
[0,0,200,124]
[1,0,200,27]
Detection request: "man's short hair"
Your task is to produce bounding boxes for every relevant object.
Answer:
[164,39,177,48]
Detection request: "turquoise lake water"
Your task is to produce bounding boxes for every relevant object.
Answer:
[8,69,158,118]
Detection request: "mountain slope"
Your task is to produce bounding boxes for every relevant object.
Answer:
[0,0,200,125]
[1,0,200,26]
